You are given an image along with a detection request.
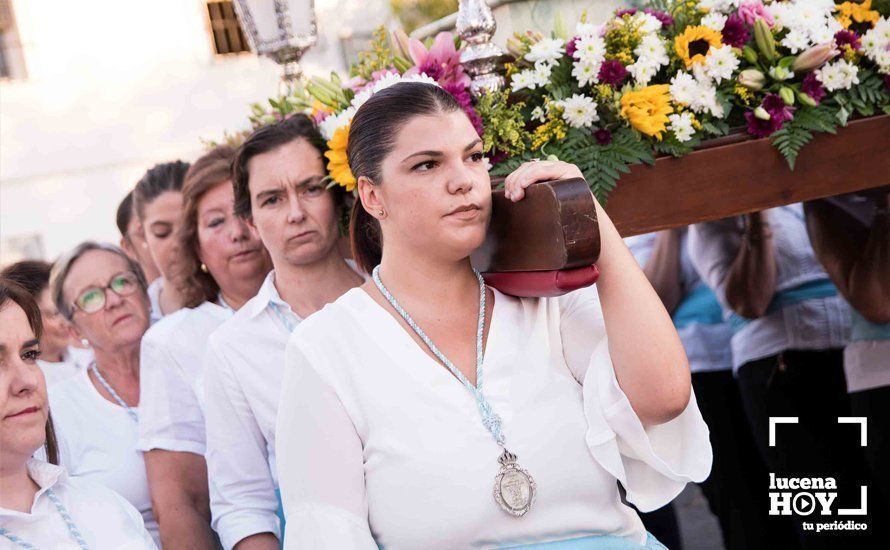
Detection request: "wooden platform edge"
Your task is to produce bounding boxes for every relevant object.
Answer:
[606,114,890,237]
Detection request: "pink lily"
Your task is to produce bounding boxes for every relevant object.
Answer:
[404,32,470,88]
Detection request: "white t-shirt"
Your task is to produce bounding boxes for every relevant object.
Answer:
[147,278,165,324]
[48,369,160,547]
[0,459,156,549]
[38,346,93,388]
[276,285,712,549]
[138,301,233,455]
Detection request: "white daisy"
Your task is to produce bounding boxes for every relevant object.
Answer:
[557,94,599,128]
[572,60,601,88]
[703,45,740,83]
[669,72,698,106]
[510,69,538,92]
[634,34,669,68]
[628,60,658,86]
[531,106,547,122]
[668,112,696,143]
[573,34,606,65]
[816,59,859,91]
[701,13,728,32]
[526,38,566,66]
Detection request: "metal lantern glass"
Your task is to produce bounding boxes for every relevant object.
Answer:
[232,0,318,81]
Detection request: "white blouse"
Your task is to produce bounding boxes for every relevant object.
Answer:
[138,301,233,455]
[0,459,156,549]
[276,285,712,549]
[203,271,300,549]
[147,278,165,324]
[48,369,161,547]
[38,346,93,388]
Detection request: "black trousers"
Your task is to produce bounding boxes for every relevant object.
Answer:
[736,349,875,549]
[692,369,799,550]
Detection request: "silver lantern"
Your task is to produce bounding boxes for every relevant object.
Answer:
[232,0,319,82]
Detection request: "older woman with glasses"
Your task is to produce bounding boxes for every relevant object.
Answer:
[47,241,161,546]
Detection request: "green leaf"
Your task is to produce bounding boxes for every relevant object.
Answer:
[770,104,836,170]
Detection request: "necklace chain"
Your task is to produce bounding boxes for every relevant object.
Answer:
[89,363,138,423]
[371,266,505,446]
[0,488,90,549]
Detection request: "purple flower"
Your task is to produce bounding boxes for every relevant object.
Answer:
[834,30,861,51]
[802,72,826,104]
[643,8,674,27]
[404,32,470,88]
[615,8,637,18]
[762,93,795,123]
[594,128,613,145]
[722,14,751,48]
[566,36,579,58]
[745,111,784,138]
[443,82,484,136]
[597,60,629,87]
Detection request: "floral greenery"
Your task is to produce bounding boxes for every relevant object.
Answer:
[238,1,890,202]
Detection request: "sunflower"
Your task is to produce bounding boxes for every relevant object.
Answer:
[835,0,880,30]
[324,125,356,192]
[620,85,673,140]
[674,25,723,68]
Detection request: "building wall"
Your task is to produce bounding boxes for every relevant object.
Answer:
[0,0,386,263]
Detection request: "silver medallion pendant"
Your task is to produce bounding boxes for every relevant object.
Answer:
[493,449,536,517]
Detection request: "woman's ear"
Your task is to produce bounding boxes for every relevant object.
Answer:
[65,320,85,347]
[357,176,385,220]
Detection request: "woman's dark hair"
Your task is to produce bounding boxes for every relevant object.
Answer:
[1,260,53,298]
[172,145,238,308]
[347,82,463,274]
[0,278,59,465]
[116,191,135,238]
[133,160,190,221]
[232,114,330,220]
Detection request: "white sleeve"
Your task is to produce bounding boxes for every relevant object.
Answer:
[276,338,377,550]
[688,219,744,310]
[623,233,657,268]
[138,336,205,454]
[108,486,160,549]
[558,287,712,512]
[203,337,281,549]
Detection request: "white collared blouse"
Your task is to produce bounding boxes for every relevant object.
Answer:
[0,459,156,549]
[275,285,712,549]
[202,271,301,549]
[137,301,234,455]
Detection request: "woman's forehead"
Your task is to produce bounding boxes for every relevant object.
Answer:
[0,302,35,349]
[65,250,129,289]
[392,111,478,154]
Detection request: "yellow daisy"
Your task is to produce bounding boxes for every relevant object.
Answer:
[674,25,723,68]
[325,125,356,192]
[620,85,673,141]
[836,0,880,30]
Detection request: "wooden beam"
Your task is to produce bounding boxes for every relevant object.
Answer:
[606,114,890,237]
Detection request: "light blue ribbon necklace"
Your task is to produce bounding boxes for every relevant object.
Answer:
[0,488,90,549]
[372,265,536,517]
[89,363,138,423]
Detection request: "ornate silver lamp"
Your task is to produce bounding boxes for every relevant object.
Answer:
[232,0,319,82]
[457,0,510,97]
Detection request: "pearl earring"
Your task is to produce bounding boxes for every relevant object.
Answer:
[200,263,209,273]
[81,338,90,347]
[378,210,385,218]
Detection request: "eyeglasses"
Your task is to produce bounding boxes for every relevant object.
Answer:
[72,271,140,315]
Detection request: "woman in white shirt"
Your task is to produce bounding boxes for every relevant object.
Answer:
[203,115,364,549]
[48,242,162,546]
[134,161,190,321]
[139,145,272,548]
[276,82,711,548]
[0,277,156,549]
[1,260,90,387]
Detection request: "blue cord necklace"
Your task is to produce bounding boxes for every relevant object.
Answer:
[0,488,90,549]
[372,265,536,517]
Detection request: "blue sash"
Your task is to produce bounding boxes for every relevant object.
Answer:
[851,309,890,342]
[502,532,666,549]
[729,278,838,333]
[275,487,286,547]
[672,284,724,329]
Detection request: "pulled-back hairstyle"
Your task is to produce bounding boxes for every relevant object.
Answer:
[0,278,59,465]
[1,260,53,298]
[172,145,238,308]
[232,114,329,220]
[116,191,135,238]
[133,161,190,221]
[347,82,463,273]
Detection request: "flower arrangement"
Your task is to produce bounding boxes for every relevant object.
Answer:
[246,1,890,201]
